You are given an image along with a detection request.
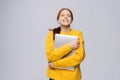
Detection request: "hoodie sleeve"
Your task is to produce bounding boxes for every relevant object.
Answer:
[46,31,72,62]
[53,32,86,68]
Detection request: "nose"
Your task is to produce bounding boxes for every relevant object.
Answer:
[64,16,68,19]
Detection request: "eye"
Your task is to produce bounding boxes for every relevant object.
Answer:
[67,14,71,17]
[60,14,64,17]
[68,15,71,17]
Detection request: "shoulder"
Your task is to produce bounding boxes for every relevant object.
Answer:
[48,29,53,34]
[71,29,85,43]
[71,28,83,35]
[71,28,84,40]
[46,29,54,38]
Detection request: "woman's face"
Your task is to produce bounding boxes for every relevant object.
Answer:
[58,10,72,27]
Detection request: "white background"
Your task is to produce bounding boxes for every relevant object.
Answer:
[0,0,120,80]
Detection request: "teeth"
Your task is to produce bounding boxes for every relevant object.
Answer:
[63,20,69,22]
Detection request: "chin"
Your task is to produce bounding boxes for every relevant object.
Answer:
[62,24,70,27]
[62,23,70,26]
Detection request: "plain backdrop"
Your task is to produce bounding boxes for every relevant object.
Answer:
[0,0,120,80]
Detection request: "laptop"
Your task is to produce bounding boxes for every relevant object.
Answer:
[54,34,78,70]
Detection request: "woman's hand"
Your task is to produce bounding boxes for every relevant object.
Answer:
[69,40,80,50]
[48,62,54,68]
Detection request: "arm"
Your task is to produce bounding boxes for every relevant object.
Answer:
[46,31,72,62]
[52,32,86,68]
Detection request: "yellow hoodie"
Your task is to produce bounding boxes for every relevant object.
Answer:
[46,29,86,80]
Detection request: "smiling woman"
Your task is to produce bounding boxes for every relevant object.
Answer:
[45,8,86,80]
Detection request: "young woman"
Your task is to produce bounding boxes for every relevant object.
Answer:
[46,8,86,80]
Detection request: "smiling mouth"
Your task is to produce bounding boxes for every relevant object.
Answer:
[63,20,69,22]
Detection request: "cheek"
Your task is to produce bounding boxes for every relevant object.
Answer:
[68,17,72,21]
[59,17,62,19]
[58,19,62,23]
[58,18,63,22]
[70,18,73,22]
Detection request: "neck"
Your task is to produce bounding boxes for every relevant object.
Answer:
[60,25,71,32]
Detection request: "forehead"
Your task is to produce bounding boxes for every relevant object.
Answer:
[60,10,71,14]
